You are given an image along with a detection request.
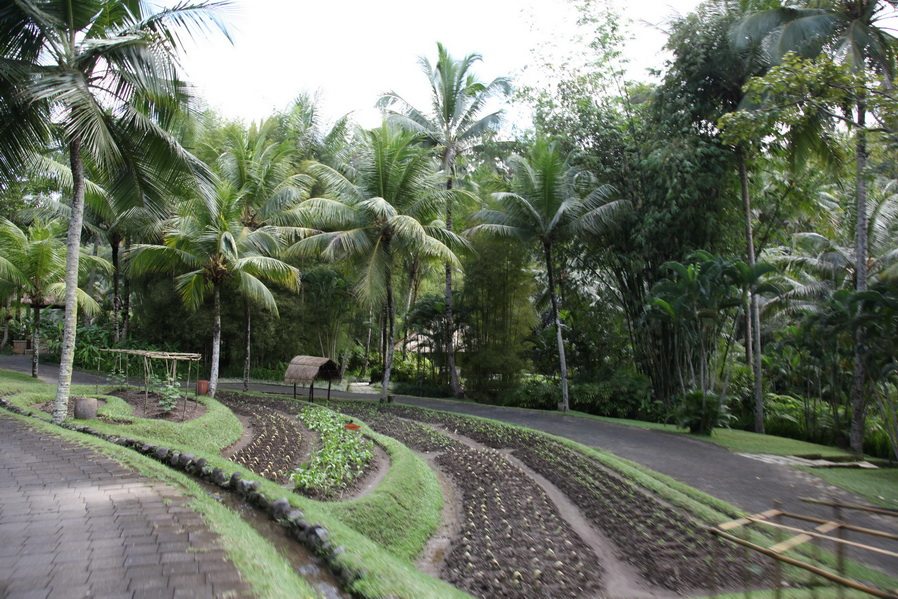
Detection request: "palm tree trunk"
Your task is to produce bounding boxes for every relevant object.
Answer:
[544,242,570,411]
[86,239,99,325]
[381,259,395,403]
[53,136,87,424]
[209,285,222,398]
[363,308,373,375]
[1,296,11,350]
[380,306,387,373]
[739,150,764,433]
[444,168,462,397]
[242,298,251,392]
[31,305,40,379]
[849,95,868,456]
[122,246,131,340]
[110,233,121,342]
[402,257,419,360]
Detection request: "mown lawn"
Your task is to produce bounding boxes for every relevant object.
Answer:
[570,410,855,458]
[803,466,898,510]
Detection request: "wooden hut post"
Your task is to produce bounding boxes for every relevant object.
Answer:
[309,379,314,402]
[293,383,297,399]
[327,379,332,401]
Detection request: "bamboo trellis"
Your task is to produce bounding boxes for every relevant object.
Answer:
[100,349,202,420]
[710,498,898,599]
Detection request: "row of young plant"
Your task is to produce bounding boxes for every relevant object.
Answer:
[292,406,374,498]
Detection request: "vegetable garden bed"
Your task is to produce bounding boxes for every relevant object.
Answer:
[219,395,309,483]
[108,388,206,421]
[332,400,771,595]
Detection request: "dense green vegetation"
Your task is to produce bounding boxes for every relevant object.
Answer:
[292,405,374,496]
[2,0,898,464]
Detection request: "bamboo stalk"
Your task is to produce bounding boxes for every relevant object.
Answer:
[781,511,898,542]
[801,497,898,519]
[710,529,898,599]
[744,517,898,559]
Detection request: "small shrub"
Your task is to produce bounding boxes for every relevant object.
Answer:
[569,369,656,420]
[502,377,559,410]
[149,373,180,413]
[106,368,128,389]
[672,390,732,435]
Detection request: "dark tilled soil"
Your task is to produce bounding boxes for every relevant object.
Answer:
[379,404,769,594]
[107,389,206,421]
[218,395,308,483]
[330,401,606,598]
[438,445,604,598]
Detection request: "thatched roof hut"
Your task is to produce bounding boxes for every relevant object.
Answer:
[284,356,340,384]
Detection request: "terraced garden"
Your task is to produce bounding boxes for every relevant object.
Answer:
[2,372,895,599]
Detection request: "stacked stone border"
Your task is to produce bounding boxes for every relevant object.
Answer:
[0,397,361,597]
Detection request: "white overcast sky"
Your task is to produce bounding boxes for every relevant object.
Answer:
[171,0,703,128]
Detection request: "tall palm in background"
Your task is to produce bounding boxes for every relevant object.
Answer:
[735,0,897,453]
[0,0,231,423]
[215,117,311,390]
[290,125,461,402]
[468,138,623,411]
[379,43,510,396]
[128,182,300,398]
[0,218,107,377]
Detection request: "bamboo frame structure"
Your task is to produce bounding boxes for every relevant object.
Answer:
[710,498,898,599]
[100,349,202,419]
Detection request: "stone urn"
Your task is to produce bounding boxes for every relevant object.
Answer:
[74,397,98,420]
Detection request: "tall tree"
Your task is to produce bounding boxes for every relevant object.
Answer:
[0,218,106,377]
[215,117,310,390]
[290,124,461,403]
[129,181,300,398]
[0,0,231,423]
[469,138,622,411]
[735,0,897,452]
[379,43,510,397]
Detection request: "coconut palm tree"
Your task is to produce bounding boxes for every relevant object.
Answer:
[0,218,107,378]
[289,124,461,403]
[734,0,897,453]
[128,181,300,398]
[214,117,311,390]
[378,43,510,397]
[468,138,623,411]
[0,0,231,423]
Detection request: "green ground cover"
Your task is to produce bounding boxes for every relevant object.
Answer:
[326,429,443,561]
[801,466,898,510]
[0,370,463,599]
[569,410,855,458]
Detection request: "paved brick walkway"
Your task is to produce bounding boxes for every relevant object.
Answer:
[0,415,252,599]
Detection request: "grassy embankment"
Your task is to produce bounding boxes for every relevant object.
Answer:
[0,370,464,599]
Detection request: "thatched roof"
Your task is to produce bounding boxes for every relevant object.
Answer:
[284,355,340,384]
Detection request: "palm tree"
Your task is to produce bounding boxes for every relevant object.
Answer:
[289,124,461,403]
[128,181,300,398]
[0,218,106,378]
[735,0,897,453]
[378,43,510,397]
[215,117,311,390]
[0,0,231,423]
[468,138,622,411]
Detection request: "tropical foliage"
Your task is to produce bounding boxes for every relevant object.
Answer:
[1,0,898,461]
